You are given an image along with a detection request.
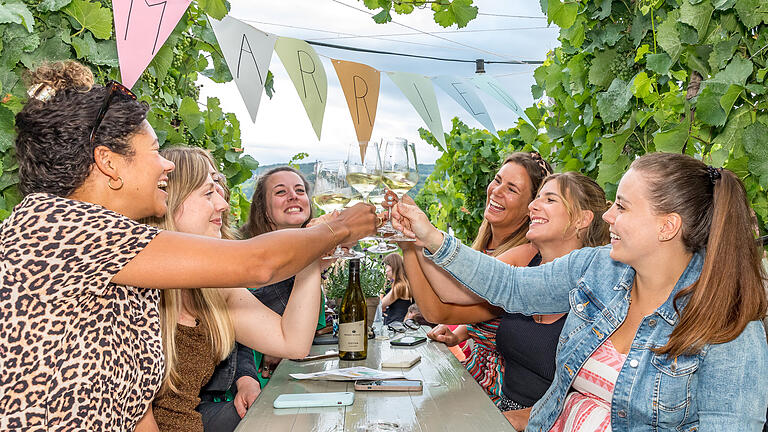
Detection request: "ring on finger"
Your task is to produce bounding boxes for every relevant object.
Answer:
[376,216,384,228]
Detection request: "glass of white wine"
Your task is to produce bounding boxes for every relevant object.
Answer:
[365,183,398,254]
[313,160,364,260]
[345,141,382,203]
[379,137,419,242]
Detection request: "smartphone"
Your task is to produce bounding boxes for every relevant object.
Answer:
[291,351,339,362]
[390,336,427,347]
[273,392,354,409]
[354,379,423,392]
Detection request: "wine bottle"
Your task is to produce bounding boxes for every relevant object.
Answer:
[338,259,367,360]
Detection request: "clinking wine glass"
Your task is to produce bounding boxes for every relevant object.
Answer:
[345,141,382,203]
[379,137,419,242]
[365,183,398,254]
[313,160,364,260]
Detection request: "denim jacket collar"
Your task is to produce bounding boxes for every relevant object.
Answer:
[649,251,705,326]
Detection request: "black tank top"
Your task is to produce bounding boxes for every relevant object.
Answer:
[496,253,567,407]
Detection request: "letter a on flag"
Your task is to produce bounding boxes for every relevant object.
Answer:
[113,0,192,89]
[386,71,446,151]
[274,37,328,141]
[432,75,497,137]
[209,17,277,123]
[332,59,380,147]
[471,75,532,126]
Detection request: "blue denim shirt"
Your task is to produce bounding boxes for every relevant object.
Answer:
[426,235,768,432]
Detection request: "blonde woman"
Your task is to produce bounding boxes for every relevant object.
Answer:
[381,253,413,324]
[142,147,322,432]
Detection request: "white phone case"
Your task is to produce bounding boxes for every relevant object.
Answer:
[381,354,421,368]
[273,392,354,409]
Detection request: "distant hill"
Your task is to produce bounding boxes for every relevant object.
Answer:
[239,162,435,200]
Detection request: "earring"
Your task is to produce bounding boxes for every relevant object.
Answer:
[108,176,124,190]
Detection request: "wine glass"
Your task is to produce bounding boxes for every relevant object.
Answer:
[379,137,419,242]
[345,141,382,203]
[313,160,364,260]
[366,183,398,254]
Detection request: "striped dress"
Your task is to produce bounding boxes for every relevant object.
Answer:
[550,339,627,432]
[462,318,504,406]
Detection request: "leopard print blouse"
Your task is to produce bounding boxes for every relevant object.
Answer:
[0,193,164,431]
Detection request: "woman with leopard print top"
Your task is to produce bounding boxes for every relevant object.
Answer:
[0,61,375,431]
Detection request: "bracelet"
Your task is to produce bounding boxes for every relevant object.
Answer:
[322,219,337,244]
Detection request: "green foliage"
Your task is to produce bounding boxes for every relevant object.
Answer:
[362,0,478,28]
[418,0,768,238]
[0,0,266,225]
[324,258,388,300]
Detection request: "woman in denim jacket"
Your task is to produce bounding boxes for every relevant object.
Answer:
[392,152,768,431]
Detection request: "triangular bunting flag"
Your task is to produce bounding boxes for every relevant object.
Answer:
[386,71,446,151]
[432,75,497,137]
[274,37,328,140]
[113,0,192,89]
[209,17,277,123]
[332,59,380,148]
[471,75,532,126]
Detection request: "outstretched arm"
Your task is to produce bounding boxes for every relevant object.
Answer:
[114,204,375,289]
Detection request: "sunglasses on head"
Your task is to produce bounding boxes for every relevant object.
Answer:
[89,81,137,144]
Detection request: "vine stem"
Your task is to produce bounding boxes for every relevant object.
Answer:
[650,9,657,54]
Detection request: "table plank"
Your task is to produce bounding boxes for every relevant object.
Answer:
[235,328,514,432]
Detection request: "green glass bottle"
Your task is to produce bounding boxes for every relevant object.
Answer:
[338,259,367,360]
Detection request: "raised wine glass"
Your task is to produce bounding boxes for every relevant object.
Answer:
[365,183,398,254]
[313,160,364,260]
[345,141,382,203]
[379,137,419,242]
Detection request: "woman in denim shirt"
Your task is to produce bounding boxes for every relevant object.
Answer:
[392,152,768,431]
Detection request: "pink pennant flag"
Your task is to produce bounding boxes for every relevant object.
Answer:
[113,0,192,89]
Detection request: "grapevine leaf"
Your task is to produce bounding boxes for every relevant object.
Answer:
[71,32,96,59]
[363,0,379,8]
[0,105,15,152]
[393,2,413,14]
[560,14,586,48]
[708,37,739,71]
[602,23,624,47]
[439,0,478,28]
[588,48,618,88]
[198,0,227,20]
[735,0,768,28]
[20,34,72,69]
[630,12,651,47]
[647,53,673,75]
[547,0,578,29]
[653,119,690,153]
[372,8,392,24]
[712,106,749,153]
[658,10,682,59]
[712,0,736,10]
[596,78,633,123]
[87,39,118,67]
[635,44,651,62]
[696,83,728,126]
[594,0,612,19]
[710,55,753,86]
[38,0,72,12]
[719,84,742,117]
[179,96,202,130]
[63,0,112,40]
[679,0,713,41]
[148,36,174,84]
[632,71,653,98]
[596,154,630,186]
[746,84,766,95]
[743,122,768,187]
[601,119,634,164]
[0,1,34,32]
[567,53,587,93]
[201,51,232,83]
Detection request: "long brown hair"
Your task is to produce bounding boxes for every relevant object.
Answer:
[471,152,552,256]
[631,152,767,356]
[141,147,236,395]
[541,172,611,247]
[240,166,313,238]
[383,253,411,301]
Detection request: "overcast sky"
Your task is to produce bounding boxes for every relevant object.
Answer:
[198,0,559,165]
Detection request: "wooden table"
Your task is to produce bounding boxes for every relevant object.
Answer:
[235,327,515,432]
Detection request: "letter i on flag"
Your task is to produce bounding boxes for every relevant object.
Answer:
[274,37,328,141]
[209,17,277,123]
[471,75,533,126]
[432,75,497,137]
[386,71,446,151]
[113,0,192,89]
[331,59,380,159]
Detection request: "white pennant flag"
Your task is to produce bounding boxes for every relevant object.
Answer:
[432,75,497,137]
[471,75,532,126]
[386,71,446,151]
[209,16,277,123]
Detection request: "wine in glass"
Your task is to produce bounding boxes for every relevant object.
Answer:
[313,160,364,260]
[380,138,419,242]
[345,141,382,202]
[365,183,398,254]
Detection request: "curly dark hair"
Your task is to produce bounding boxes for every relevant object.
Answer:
[14,61,150,197]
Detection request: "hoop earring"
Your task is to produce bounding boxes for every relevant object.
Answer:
[108,176,124,190]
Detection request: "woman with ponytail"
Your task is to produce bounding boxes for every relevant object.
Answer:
[392,152,768,431]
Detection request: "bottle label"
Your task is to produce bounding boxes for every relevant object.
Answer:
[338,320,366,352]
